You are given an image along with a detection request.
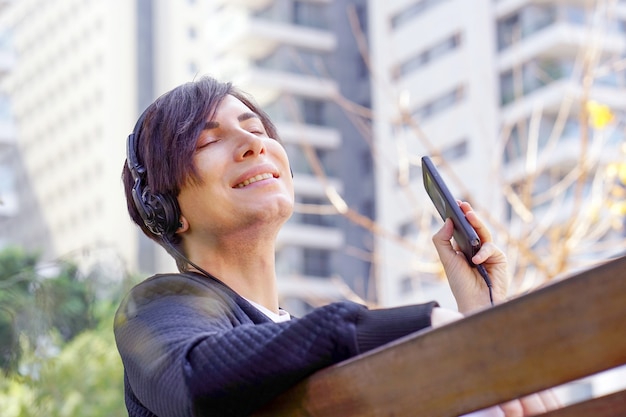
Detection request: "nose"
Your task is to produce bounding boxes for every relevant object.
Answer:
[236,131,266,160]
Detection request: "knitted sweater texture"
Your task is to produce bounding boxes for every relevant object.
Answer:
[114,272,437,417]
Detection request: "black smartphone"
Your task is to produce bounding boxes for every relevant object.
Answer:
[421,156,481,266]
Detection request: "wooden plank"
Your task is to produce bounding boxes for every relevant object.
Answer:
[539,389,626,417]
[253,256,626,417]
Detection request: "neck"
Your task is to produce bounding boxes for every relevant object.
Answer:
[184,233,280,313]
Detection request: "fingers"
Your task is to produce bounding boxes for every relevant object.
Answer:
[472,241,497,265]
[459,201,492,244]
[536,390,561,411]
[499,391,561,417]
[432,218,464,266]
[499,400,523,417]
[520,393,549,415]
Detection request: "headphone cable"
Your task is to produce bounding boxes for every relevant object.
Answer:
[161,236,227,286]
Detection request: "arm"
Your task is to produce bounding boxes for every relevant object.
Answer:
[114,275,437,417]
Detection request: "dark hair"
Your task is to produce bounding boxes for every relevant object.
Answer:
[122,76,279,271]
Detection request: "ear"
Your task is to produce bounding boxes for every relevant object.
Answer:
[176,216,190,234]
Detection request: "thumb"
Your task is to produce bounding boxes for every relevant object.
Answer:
[432,218,457,264]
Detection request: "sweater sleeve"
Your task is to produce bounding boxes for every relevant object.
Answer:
[114,275,437,417]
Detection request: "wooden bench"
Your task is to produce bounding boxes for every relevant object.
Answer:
[253,255,626,416]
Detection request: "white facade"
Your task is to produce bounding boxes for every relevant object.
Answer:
[370,0,501,308]
[0,0,138,268]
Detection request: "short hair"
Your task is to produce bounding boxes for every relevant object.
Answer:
[121,76,279,271]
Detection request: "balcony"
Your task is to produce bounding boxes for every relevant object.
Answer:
[497,3,626,64]
[212,15,336,60]
[234,67,338,104]
[277,222,344,250]
[279,122,339,145]
[210,0,272,11]
[499,24,625,76]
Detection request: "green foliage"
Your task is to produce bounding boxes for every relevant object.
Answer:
[0,247,96,374]
[0,307,19,374]
[0,245,130,416]
[0,318,127,417]
[36,261,95,342]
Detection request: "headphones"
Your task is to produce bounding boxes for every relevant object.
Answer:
[126,110,182,238]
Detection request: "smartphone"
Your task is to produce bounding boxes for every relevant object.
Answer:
[421,156,481,266]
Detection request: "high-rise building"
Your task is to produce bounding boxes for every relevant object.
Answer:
[0,0,139,270]
[370,0,501,307]
[0,0,20,236]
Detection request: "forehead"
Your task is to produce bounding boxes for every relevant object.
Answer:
[212,95,256,119]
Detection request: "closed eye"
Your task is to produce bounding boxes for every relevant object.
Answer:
[245,124,267,136]
[196,138,219,151]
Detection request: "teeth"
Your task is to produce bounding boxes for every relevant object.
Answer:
[236,173,274,188]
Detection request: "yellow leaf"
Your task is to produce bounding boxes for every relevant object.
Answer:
[586,100,614,129]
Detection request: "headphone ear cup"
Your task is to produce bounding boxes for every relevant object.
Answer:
[133,184,180,237]
[156,192,181,237]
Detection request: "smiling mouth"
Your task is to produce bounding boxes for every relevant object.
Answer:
[235,173,275,188]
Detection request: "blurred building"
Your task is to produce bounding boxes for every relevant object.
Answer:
[0,0,140,270]
[0,0,18,228]
[370,0,501,307]
[0,0,377,315]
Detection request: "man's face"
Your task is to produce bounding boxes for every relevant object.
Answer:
[176,95,294,244]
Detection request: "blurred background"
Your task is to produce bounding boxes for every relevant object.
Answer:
[0,0,625,415]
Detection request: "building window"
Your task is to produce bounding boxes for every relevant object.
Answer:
[499,58,574,105]
[390,0,450,29]
[302,98,331,126]
[399,220,418,238]
[293,1,328,29]
[360,149,373,175]
[303,248,331,277]
[441,139,469,160]
[393,32,461,80]
[297,196,336,227]
[398,276,415,294]
[497,4,559,51]
[412,86,465,121]
[284,144,336,177]
[255,46,329,78]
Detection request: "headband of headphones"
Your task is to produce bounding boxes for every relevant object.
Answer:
[125,110,181,238]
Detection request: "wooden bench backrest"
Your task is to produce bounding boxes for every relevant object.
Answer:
[253,255,626,417]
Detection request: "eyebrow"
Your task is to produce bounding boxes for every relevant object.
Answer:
[203,112,261,130]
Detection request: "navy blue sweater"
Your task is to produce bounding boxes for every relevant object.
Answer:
[114,272,437,417]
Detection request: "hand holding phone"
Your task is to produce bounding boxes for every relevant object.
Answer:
[421,156,481,266]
